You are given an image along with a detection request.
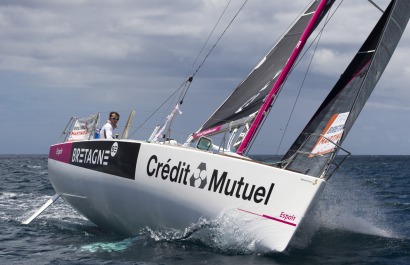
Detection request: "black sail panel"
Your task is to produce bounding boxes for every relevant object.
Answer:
[281,0,410,178]
[198,1,334,133]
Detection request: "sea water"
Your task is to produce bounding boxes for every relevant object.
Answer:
[0,155,408,264]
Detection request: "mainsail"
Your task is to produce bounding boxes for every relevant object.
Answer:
[281,0,410,178]
[192,0,335,154]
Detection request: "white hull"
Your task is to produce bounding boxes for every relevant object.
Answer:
[48,139,326,252]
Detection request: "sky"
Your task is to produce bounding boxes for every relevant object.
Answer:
[0,0,409,155]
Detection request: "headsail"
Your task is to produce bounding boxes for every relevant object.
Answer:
[281,0,410,178]
[192,0,335,154]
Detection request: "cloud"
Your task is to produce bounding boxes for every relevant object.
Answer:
[0,0,409,154]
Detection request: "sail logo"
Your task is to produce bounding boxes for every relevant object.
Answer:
[310,112,349,157]
[146,155,275,205]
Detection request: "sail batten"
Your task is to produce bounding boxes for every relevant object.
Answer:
[358,50,375,54]
[304,11,316,16]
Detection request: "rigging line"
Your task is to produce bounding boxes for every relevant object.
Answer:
[368,0,384,13]
[296,0,344,63]
[276,21,326,155]
[244,0,342,155]
[191,0,249,79]
[184,0,234,81]
[177,76,193,104]
[179,0,249,104]
[128,79,190,138]
[130,1,244,139]
[275,0,344,155]
[177,0,234,105]
[129,1,235,137]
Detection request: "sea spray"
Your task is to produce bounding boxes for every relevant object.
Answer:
[79,238,137,253]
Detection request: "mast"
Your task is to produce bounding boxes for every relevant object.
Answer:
[236,0,331,155]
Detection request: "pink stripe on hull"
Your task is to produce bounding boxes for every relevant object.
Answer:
[238,208,297,227]
[49,142,73,164]
[262,214,296,227]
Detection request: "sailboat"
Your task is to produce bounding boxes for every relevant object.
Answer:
[24,0,409,252]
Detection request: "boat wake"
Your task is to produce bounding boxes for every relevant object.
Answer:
[75,208,267,255]
[288,179,402,251]
[78,237,138,253]
[318,177,398,239]
[7,188,402,255]
[74,202,404,255]
[142,208,281,254]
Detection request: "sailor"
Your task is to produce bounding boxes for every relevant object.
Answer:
[100,111,120,139]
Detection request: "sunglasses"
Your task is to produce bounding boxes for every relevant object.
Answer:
[110,117,119,121]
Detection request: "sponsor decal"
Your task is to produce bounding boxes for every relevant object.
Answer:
[190,162,207,189]
[280,211,296,222]
[49,142,73,163]
[111,142,118,157]
[69,141,140,180]
[146,155,191,184]
[67,114,99,142]
[146,155,275,205]
[194,126,222,138]
[56,148,63,156]
[71,147,110,165]
[238,208,297,227]
[310,112,349,157]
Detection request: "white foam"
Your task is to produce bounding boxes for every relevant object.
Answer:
[0,192,18,200]
[27,165,42,169]
[291,177,400,248]
[141,211,261,254]
[79,238,135,253]
[2,193,87,224]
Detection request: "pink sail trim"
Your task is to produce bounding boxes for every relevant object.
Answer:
[193,125,222,138]
[236,0,330,155]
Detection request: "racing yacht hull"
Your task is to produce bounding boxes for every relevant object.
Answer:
[48,139,326,252]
